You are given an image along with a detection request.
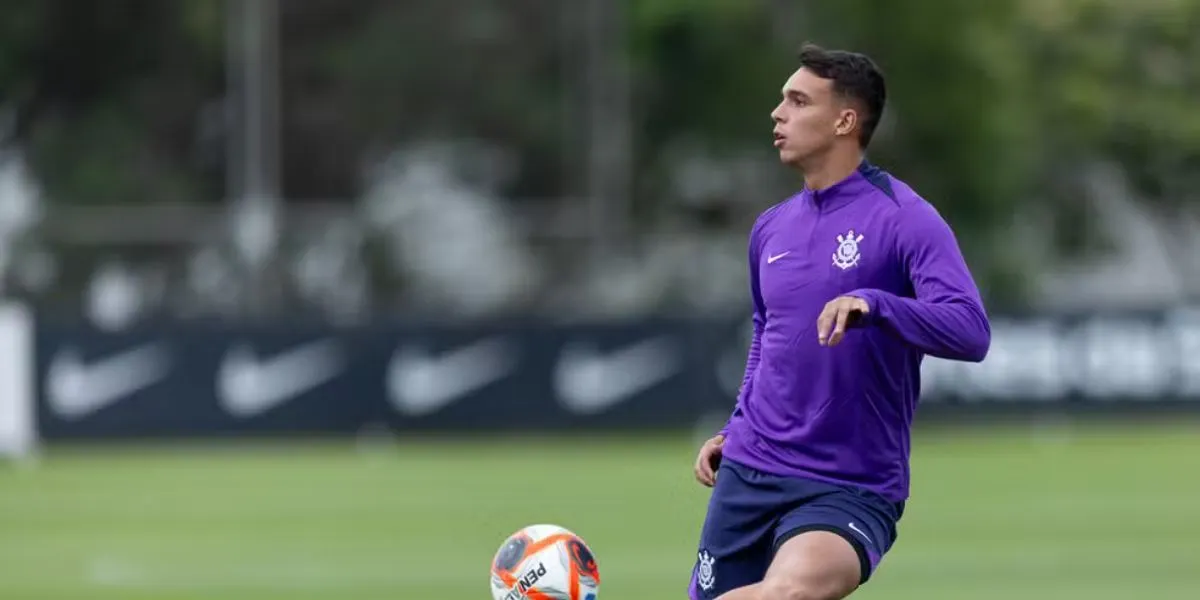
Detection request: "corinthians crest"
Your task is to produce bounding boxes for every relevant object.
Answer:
[697,550,716,591]
[832,229,864,270]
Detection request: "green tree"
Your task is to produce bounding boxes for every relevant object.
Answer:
[1024,0,1200,250]
[1,0,223,206]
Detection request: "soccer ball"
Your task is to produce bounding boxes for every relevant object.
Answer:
[490,524,601,600]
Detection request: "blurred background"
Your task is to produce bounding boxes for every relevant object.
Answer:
[0,1,1198,599]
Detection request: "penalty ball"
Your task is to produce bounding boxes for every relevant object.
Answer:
[490,524,601,600]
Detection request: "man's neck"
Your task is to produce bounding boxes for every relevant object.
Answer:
[799,146,864,191]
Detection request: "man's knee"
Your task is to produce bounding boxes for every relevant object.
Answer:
[758,576,855,600]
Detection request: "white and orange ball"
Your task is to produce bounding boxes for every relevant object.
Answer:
[490,524,601,600]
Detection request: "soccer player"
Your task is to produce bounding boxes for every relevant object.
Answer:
[687,43,991,600]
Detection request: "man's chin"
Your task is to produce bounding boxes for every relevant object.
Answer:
[777,149,803,167]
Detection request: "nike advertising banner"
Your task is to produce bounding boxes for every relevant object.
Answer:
[34,318,724,439]
[31,308,1200,441]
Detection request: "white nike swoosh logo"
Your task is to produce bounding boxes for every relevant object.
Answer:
[767,251,790,264]
[217,340,343,418]
[388,337,518,416]
[555,337,680,414]
[848,522,872,544]
[46,344,172,419]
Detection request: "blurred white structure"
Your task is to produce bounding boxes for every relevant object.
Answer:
[360,142,544,317]
[1036,162,1200,310]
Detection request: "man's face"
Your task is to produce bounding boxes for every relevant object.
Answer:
[771,68,854,166]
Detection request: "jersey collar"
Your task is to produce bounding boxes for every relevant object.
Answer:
[801,160,881,212]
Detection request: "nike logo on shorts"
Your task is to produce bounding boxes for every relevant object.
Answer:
[847,522,872,543]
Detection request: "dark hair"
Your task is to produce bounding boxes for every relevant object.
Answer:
[797,42,887,148]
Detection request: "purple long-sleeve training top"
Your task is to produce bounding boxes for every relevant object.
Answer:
[718,161,991,503]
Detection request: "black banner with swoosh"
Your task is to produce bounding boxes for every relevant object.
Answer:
[31,308,1200,440]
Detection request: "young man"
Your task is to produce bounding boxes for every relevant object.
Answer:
[688,44,991,600]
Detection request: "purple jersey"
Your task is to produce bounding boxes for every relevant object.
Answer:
[718,161,990,503]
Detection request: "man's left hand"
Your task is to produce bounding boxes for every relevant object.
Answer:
[817,296,870,347]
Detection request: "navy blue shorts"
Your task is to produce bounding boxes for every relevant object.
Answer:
[687,458,904,599]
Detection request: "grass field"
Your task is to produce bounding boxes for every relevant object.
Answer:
[1,422,1198,600]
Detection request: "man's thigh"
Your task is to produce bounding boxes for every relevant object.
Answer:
[771,485,903,586]
[687,461,778,600]
[760,530,863,600]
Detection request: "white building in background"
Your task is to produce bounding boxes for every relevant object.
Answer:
[1032,163,1200,311]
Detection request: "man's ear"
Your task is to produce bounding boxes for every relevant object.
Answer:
[835,108,858,137]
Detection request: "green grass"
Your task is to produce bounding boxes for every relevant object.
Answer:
[1,423,1198,600]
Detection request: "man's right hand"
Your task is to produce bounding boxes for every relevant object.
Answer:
[693,434,726,487]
